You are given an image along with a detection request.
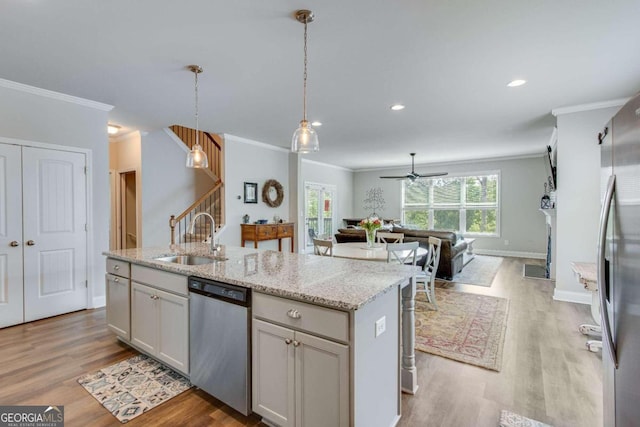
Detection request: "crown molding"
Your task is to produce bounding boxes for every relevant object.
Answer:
[551,98,629,116]
[356,150,544,173]
[223,134,290,153]
[301,158,353,172]
[0,78,113,111]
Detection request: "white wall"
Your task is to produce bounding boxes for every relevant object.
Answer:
[140,129,214,246]
[554,105,621,303]
[223,135,290,250]
[0,83,110,305]
[353,155,548,257]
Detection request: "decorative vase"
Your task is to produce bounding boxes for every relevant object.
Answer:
[365,228,376,248]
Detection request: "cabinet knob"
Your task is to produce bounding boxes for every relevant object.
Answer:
[114,265,120,271]
[9,241,19,247]
[150,294,159,300]
[26,240,35,246]
[114,277,119,283]
[293,340,300,347]
[287,309,302,319]
[285,338,292,345]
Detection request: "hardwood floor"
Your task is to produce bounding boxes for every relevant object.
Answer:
[0,257,601,426]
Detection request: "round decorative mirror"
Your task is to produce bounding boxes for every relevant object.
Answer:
[262,179,284,207]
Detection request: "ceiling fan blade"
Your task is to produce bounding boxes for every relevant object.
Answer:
[379,175,410,179]
[415,171,448,178]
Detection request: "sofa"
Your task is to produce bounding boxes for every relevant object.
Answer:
[334,227,468,280]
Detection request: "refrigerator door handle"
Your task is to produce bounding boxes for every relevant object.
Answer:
[598,174,618,368]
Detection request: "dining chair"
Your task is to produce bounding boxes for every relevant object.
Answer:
[415,237,442,309]
[377,232,404,244]
[313,238,333,256]
[386,241,419,266]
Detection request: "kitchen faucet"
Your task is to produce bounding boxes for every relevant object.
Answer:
[188,212,219,253]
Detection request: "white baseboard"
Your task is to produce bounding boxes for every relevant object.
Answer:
[473,249,546,259]
[553,289,591,305]
[92,296,106,308]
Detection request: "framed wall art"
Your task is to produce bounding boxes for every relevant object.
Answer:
[244,182,258,203]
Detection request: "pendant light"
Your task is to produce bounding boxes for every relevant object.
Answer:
[186,65,209,168]
[291,10,319,153]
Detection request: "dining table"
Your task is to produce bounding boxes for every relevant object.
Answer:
[331,241,426,394]
[332,241,428,262]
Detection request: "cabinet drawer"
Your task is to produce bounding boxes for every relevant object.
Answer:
[253,292,349,343]
[257,226,278,239]
[106,258,130,278]
[277,224,293,238]
[131,264,188,296]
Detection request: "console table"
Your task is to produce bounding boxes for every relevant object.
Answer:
[241,223,294,252]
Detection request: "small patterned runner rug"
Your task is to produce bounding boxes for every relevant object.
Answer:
[499,410,553,427]
[78,354,191,423]
[415,288,509,371]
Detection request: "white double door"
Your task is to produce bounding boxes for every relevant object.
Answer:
[0,143,87,328]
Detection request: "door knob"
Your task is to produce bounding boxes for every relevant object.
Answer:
[26,240,35,246]
[10,241,19,247]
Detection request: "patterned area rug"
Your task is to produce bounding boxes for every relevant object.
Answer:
[442,255,504,287]
[78,354,191,423]
[415,288,509,371]
[499,410,553,427]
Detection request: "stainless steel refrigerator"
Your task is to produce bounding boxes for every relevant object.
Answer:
[598,92,640,427]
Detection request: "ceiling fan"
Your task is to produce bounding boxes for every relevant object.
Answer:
[380,153,448,181]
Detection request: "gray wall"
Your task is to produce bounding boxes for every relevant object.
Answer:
[0,84,110,305]
[353,155,548,256]
[140,129,213,247]
[223,135,291,250]
[554,105,621,303]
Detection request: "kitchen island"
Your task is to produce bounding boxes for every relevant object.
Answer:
[104,243,418,427]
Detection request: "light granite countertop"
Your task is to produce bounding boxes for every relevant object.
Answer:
[103,243,416,311]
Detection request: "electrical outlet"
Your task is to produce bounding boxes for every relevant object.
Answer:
[375,316,386,337]
[504,239,509,246]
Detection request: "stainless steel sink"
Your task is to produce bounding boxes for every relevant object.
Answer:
[154,255,226,265]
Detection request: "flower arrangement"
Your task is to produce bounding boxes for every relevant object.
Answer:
[360,216,382,248]
[360,216,382,231]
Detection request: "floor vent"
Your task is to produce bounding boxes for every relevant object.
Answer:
[523,264,548,280]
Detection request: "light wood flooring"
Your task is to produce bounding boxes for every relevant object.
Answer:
[0,257,601,427]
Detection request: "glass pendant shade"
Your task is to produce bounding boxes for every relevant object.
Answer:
[186,143,208,168]
[291,120,319,153]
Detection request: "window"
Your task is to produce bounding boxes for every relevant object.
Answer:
[401,172,499,236]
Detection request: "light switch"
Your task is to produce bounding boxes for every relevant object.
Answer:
[375,316,386,337]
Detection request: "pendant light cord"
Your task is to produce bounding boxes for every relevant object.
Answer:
[303,19,308,122]
[194,70,200,147]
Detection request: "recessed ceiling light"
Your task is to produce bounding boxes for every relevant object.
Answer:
[390,104,405,111]
[311,121,322,127]
[107,124,121,135]
[507,79,527,87]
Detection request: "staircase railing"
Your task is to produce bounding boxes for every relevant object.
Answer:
[168,125,225,246]
[169,125,223,181]
[169,180,223,246]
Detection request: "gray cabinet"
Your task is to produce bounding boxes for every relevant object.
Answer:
[105,258,130,340]
[131,281,189,374]
[252,293,349,427]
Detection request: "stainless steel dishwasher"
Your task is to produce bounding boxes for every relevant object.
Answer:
[189,277,251,415]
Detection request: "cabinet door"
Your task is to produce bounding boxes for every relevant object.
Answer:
[252,318,295,427]
[156,288,189,374]
[295,331,349,427]
[131,282,158,354]
[106,273,130,340]
[0,143,23,328]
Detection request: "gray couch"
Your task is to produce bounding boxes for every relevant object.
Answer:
[334,227,467,280]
